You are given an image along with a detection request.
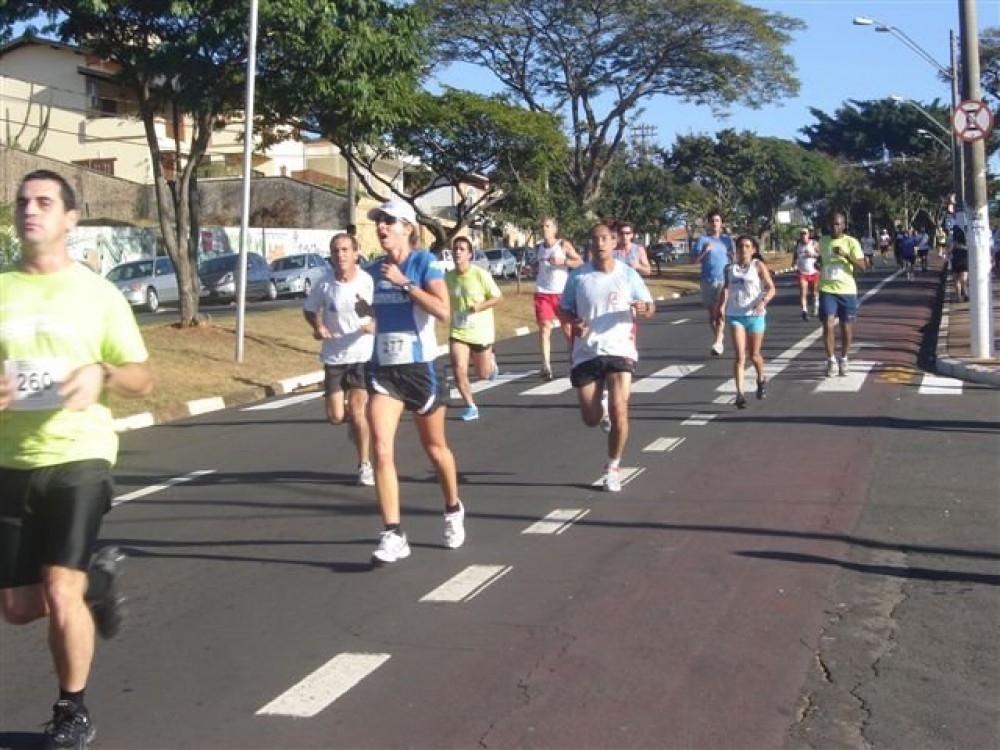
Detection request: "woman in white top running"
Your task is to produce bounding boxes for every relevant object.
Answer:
[717,235,776,409]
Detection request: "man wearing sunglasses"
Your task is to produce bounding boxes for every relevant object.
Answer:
[613,220,652,276]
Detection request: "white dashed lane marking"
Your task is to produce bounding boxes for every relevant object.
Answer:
[643,437,686,453]
[256,653,391,718]
[522,509,590,535]
[420,565,513,603]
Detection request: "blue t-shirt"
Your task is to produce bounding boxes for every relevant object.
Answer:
[366,250,444,365]
[693,234,734,283]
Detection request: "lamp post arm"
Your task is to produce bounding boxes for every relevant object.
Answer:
[880,24,952,76]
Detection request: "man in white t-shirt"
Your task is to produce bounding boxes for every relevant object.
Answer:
[558,223,655,493]
[303,232,376,486]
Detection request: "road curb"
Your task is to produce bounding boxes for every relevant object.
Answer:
[935,270,1000,388]
[114,370,325,433]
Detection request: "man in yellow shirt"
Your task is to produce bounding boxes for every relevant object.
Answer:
[818,210,865,377]
[1,170,152,749]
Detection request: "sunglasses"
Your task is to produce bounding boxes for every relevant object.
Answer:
[374,213,400,225]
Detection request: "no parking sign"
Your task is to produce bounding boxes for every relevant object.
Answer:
[952,100,994,143]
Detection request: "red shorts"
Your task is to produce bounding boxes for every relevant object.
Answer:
[798,271,820,285]
[534,292,562,324]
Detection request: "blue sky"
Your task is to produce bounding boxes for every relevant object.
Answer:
[434,0,999,153]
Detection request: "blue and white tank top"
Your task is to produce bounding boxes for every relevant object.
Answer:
[368,250,443,365]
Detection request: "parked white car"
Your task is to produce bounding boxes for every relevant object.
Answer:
[269,252,329,297]
[435,248,490,273]
[106,256,178,312]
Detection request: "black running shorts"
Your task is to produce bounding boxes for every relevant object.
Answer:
[0,459,114,588]
[366,361,447,415]
[570,356,636,388]
[324,362,368,395]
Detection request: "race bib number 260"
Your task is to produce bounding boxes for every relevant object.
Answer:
[4,358,65,411]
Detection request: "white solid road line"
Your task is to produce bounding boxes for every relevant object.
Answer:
[420,565,513,603]
[112,469,217,507]
[449,369,536,399]
[520,378,574,396]
[631,364,704,393]
[256,653,391,718]
[813,361,877,393]
[918,373,964,395]
[671,318,690,325]
[522,509,591,535]
[242,391,323,411]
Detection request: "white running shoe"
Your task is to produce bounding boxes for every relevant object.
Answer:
[357,462,375,486]
[603,469,622,493]
[825,358,837,378]
[444,502,466,549]
[600,414,612,434]
[838,358,850,377]
[372,530,411,564]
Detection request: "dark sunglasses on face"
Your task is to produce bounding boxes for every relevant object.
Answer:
[375,213,399,225]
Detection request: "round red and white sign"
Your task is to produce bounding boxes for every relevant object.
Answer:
[952,100,994,143]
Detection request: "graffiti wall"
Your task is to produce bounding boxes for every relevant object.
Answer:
[66,225,343,275]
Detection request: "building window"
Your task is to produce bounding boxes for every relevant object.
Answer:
[72,158,116,176]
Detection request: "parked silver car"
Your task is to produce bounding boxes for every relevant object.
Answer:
[270,252,329,297]
[484,248,518,278]
[106,256,178,312]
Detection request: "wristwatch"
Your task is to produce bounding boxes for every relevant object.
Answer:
[400,282,413,295]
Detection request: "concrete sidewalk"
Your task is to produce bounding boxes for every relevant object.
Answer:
[935,268,1000,387]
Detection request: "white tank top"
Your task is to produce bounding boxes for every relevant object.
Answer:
[535,240,569,294]
[726,260,766,316]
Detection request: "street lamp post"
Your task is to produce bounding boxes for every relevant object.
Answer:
[917,128,950,151]
[854,18,965,214]
[854,12,992,360]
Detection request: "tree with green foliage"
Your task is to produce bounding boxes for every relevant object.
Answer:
[417,0,802,214]
[4,1,426,326]
[666,130,838,237]
[798,97,954,163]
[309,88,567,251]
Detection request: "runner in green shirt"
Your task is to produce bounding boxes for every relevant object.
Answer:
[445,236,503,421]
[1,170,152,749]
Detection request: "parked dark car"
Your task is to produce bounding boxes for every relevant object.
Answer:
[649,242,679,275]
[199,253,277,302]
[509,246,536,279]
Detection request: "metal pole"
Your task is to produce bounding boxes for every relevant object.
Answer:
[235,0,259,363]
[959,0,994,359]
[950,30,966,221]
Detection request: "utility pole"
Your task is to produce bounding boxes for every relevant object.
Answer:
[629,124,658,163]
[959,0,994,358]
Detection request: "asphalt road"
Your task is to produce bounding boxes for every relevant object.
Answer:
[2,264,997,750]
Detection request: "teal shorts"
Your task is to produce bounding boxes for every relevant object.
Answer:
[727,313,767,334]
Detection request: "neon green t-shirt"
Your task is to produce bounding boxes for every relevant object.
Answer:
[445,265,502,346]
[0,263,149,469]
[818,235,864,295]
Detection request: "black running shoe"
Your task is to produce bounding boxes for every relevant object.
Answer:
[756,379,767,400]
[541,366,553,381]
[801,310,808,321]
[86,546,126,640]
[735,394,747,409]
[43,700,95,749]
